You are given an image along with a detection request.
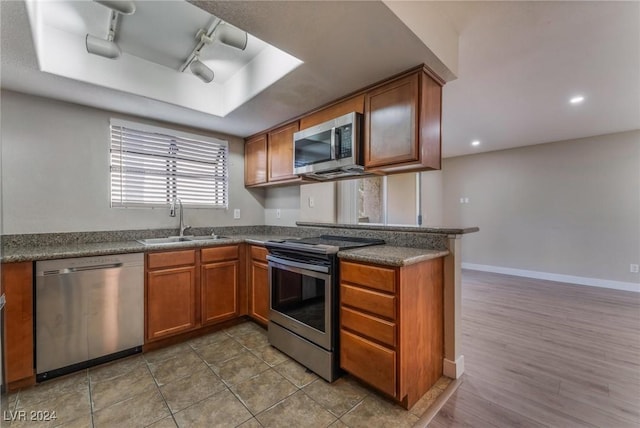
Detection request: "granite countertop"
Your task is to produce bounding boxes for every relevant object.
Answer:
[2,232,449,266]
[338,245,449,267]
[0,235,284,263]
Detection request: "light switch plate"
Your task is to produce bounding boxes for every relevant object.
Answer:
[233,209,240,219]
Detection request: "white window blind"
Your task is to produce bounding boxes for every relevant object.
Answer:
[110,119,229,209]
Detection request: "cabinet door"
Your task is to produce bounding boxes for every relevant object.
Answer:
[3,262,35,386]
[146,266,197,341]
[249,260,269,325]
[201,260,239,325]
[245,134,268,186]
[365,73,420,168]
[268,122,299,182]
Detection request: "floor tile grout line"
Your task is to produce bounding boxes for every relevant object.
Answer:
[142,358,176,428]
[87,368,96,428]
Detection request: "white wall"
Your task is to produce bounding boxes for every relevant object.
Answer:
[299,182,337,223]
[443,130,640,286]
[264,185,299,226]
[0,90,266,234]
[421,170,443,225]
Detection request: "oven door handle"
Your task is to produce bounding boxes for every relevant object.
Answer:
[267,255,330,274]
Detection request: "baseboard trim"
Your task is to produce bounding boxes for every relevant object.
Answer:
[443,355,464,379]
[462,263,640,293]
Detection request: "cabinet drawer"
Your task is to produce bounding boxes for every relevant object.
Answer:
[340,329,396,397]
[250,245,268,262]
[201,245,238,263]
[340,261,396,293]
[147,250,195,269]
[341,284,396,320]
[341,306,396,348]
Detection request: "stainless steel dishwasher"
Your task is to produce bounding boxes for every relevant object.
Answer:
[35,253,144,381]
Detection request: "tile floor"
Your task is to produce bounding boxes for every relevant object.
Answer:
[1,321,450,428]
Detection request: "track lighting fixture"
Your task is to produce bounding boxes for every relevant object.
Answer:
[86,34,121,59]
[214,23,248,51]
[190,57,214,83]
[180,19,249,83]
[86,1,135,59]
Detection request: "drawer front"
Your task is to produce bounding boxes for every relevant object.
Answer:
[147,250,195,269]
[341,306,396,348]
[201,245,239,263]
[341,284,396,320]
[340,329,396,397]
[340,261,396,293]
[250,245,268,262]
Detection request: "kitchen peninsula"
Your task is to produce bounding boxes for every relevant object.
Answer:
[1,222,477,410]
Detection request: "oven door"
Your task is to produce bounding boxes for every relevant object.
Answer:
[268,255,332,350]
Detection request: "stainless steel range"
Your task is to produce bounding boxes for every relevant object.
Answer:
[265,235,384,381]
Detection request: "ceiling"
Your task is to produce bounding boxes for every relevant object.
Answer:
[1,1,638,158]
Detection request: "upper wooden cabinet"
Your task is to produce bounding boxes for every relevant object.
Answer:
[244,121,303,188]
[244,134,267,186]
[244,64,444,187]
[299,94,365,130]
[365,69,442,173]
[268,121,300,182]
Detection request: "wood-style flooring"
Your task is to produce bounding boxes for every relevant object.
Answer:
[430,270,640,428]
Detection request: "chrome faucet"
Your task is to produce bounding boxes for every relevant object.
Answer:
[169,198,191,237]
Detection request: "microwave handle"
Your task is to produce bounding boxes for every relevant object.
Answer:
[330,127,337,160]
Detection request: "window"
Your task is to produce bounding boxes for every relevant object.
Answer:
[110,119,228,209]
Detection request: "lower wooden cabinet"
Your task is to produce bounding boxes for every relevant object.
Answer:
[248,245,269,325]
[146,257,198,341]
[201,260,239,325]
[2,261,35,389]
[339,257,444,410]
[145,245,241,343]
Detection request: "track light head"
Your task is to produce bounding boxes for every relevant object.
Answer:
[86,34,121,59]
[93,0,136,15]
[190,58,214,83]
[214,23,248,51]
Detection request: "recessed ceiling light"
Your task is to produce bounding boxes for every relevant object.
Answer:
[570,95,585,104]
[471,140,480,146]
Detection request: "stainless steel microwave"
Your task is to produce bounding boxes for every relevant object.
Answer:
[293,112,367,180]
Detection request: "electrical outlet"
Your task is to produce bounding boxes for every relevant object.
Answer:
[631,264,639,273]
[233,209,240,219]
[460,198,464,204]
[276,209,281,219]
[464,197,470,203]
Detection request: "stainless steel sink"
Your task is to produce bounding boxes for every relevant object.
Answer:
[187,235,229,241]
[136,236,229,245]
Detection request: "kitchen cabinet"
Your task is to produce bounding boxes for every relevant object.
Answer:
[2,261,35,390]
[145,245,244,343]
[146,250,198,341]
[201,246,240,325]
[364,68,442,173]
[268,121,300,183]
[248,245,269,325]
[244,134,268,186]
[339,256,444,410]
[244,122,304,188]
[299,94,365,130]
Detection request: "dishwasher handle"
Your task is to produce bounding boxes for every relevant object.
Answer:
[43,263,124,275]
